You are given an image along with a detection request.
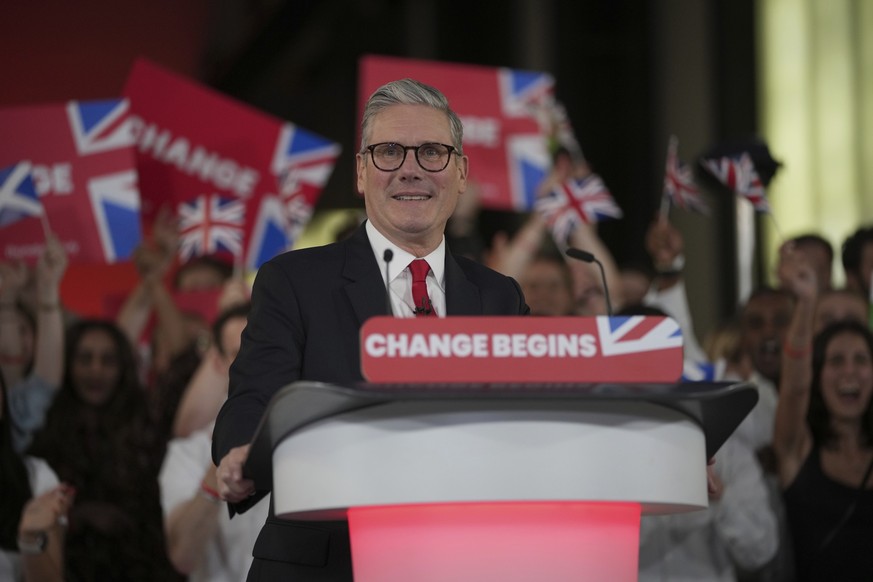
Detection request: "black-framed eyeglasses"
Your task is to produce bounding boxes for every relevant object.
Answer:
[362,142,459,172]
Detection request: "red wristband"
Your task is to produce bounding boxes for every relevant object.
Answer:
[783,342,811,359]
[199,481,222,503]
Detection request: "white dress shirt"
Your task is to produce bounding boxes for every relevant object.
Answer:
[366,221,447,318]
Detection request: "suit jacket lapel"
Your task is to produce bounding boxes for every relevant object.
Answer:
[445,251,482,315]
[342,224,391,325]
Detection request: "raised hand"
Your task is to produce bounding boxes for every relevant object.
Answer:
[777,242,817,302]
[645,216,684,272]
[36,233,68,298]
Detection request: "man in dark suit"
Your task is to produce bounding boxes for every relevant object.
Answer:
[212,78,529,581]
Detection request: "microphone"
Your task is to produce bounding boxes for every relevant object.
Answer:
[565,247,614,316]
[413,301,433,316]
[382,249,394,316]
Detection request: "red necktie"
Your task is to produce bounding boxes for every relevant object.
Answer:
[409,259,436,317]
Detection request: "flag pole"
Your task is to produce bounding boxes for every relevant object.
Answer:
[659,193,671,220]
[233,247,245,281]
[39,209,53,240]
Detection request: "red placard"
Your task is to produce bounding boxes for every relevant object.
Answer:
[0,99,141,264]
[361,316,684,384]
[122,58,340,272]
[359,55,552,211]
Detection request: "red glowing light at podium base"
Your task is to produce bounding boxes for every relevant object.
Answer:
[349,501,642,582]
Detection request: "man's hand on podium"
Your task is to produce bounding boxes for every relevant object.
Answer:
[217,444,255,503]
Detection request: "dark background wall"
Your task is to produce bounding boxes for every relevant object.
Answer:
[1,0,759,337]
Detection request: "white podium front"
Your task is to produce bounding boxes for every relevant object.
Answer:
[245,381,757,582]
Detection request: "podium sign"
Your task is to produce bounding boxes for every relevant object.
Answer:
[361,315,684,383]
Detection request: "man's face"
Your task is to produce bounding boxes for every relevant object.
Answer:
[356,104,468,253]
[741,293,794,383]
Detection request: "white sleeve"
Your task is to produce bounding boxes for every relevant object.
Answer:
[25,456,59,496]
[711,437,779,570]
[644,280,708,365]
[159,432,211,517]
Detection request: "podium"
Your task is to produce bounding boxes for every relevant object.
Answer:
[244,380,757,582]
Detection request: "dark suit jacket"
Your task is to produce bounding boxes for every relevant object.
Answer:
[213,222,529,581]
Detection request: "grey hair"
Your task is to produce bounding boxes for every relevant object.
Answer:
[360,78,464,154]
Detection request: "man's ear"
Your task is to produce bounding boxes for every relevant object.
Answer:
[457,155,469,193]
[355,153,366,195]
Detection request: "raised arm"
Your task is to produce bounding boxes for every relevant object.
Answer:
[163,463,223,574]
[116,206,179,348]
[567,221,625,312]
[773,245,817,487]
[644,216,708,365]
[33,232,68,388]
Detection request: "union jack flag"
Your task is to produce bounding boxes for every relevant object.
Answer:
[87,170,141,262]
[596,316,683,357]
[178,194,245,261]
[67,99,135,156]
[535,173,623,245]
[663,135,708,214]
[0,162,43,228]
[702,152,770,212]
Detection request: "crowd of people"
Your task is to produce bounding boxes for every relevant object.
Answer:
[1,76,872,581]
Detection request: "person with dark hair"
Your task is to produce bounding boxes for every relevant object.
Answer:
[27,319,179,581]
[213,78,528,582]
[779,233,834,293]
[1,368,73,581]
[841,225,873,297]
[814,288,869,334]
[775,248,873,580]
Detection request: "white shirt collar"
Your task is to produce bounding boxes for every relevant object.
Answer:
[366,220,446,289]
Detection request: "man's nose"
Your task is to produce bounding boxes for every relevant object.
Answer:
[397,149,422,176]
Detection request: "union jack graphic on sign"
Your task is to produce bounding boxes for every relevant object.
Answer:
[272,123,340,205]
[87,170,141,262]
[596,316,683,357]
[498,68,555,118]
[67,100,135,156]
[0,162,43,228]
[178,194,245,261]
[246,196,289,271]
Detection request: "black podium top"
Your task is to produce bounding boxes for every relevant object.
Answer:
[244,381,758,487]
